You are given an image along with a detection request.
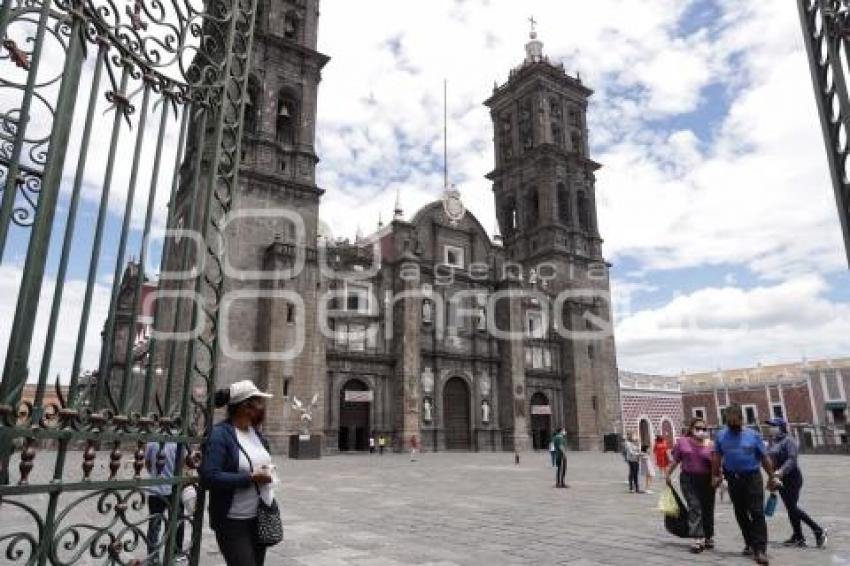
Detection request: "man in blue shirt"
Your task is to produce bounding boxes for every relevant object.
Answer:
[712,405,778,566]
[765,417,827,548]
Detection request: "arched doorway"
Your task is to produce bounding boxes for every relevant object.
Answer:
[661,419,675,445]
[443,377,471,450]
[530,392,552,450]
[339,379,371,452]
[638,418,652,449]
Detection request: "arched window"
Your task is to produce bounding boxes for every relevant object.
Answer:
[244,77,260,134]
[255,0,265,32]
[551,122,563,147]
[284,10,299,41]
[571,131,583,155]
[578,191,590,231]
[557,183,570,224]
[276,91,298,145]
[501,196,516,237]
[525,188,539,228]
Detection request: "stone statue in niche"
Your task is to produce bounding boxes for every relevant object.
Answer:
[423,397,433,422]
[481,400,491,424]
[479,373,491,397]
[476,305,486,330]
[422,299,433,324]
[421,367,434,393]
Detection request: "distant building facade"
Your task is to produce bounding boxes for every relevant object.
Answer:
[680,358,849,449]
[619,371,683,447]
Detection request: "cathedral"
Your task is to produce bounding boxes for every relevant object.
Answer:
[153,1,621,454]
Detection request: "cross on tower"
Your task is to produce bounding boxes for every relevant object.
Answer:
[528,15,537,33]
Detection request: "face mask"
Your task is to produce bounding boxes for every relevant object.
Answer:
[694,430,708,440]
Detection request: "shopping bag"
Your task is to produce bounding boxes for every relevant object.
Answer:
[663,486,690,538]
[764,493,778,517]
[658,486,679,517]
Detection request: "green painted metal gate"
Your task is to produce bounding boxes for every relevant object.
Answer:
[0,0,257,563]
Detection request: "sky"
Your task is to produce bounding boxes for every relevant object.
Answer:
[2,0,850,383]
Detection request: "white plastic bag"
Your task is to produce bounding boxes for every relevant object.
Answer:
[181,484,197,515]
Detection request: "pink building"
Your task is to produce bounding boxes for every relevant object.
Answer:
[619,371,684,448]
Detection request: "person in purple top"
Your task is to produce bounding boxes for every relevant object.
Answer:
[665,417,716,554]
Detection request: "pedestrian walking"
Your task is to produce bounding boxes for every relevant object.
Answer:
[410,434,418,461]
[552,427,568,488]
[639,444,656,493]
[653,434,670,474]
[144,441,185,564]
[764,417,827,549]
[624,432,642,493]
[201,380,278,566]
[378,434,386,455]
[665,418,715,554]
[369,435,375,454]
[712,405,779,566]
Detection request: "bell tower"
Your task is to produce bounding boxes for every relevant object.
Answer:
[485,24,621,450]
[219,0,330,451]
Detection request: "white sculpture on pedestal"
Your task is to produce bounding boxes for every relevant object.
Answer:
[291,393,320,437]
[423,397,433,422]
[481,400,491,424]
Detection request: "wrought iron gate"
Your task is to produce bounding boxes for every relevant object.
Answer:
[798,0,850,267]
[0,0,257,563]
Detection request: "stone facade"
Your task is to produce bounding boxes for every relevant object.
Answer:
[138,11,622,453]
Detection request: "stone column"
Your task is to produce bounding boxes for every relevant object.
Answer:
[496,276,530,452]
[397,271,421,451]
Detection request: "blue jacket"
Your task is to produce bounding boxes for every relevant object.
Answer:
[201,421,268,531]
[767,433,802,483]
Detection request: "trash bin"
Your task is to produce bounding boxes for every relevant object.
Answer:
[603,433,621,452]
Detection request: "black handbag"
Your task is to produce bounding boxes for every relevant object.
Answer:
[663,486,690,538]
[237,442,284,546]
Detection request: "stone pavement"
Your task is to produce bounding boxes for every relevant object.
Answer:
[196,451,848,566]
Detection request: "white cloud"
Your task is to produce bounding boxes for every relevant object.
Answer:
[0,266,111,386]
[616,275,850,374]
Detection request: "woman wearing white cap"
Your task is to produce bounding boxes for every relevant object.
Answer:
[201,380,276,565]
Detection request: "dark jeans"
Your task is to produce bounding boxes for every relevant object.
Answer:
[555,454,567,486]
[627,461,640,491]
[215,517,267,566]
[550,450,556,467]
[779,475,822,541]
[726,471,767,553]
[147,494,184,560]
[681,472,715,539]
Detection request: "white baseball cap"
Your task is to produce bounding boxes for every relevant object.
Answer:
[228,380,273,405]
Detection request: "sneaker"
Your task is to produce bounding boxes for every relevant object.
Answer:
[782,537,806,547]
[753,551,769,565]
[815,529,828,549]
[690,542,705,554]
